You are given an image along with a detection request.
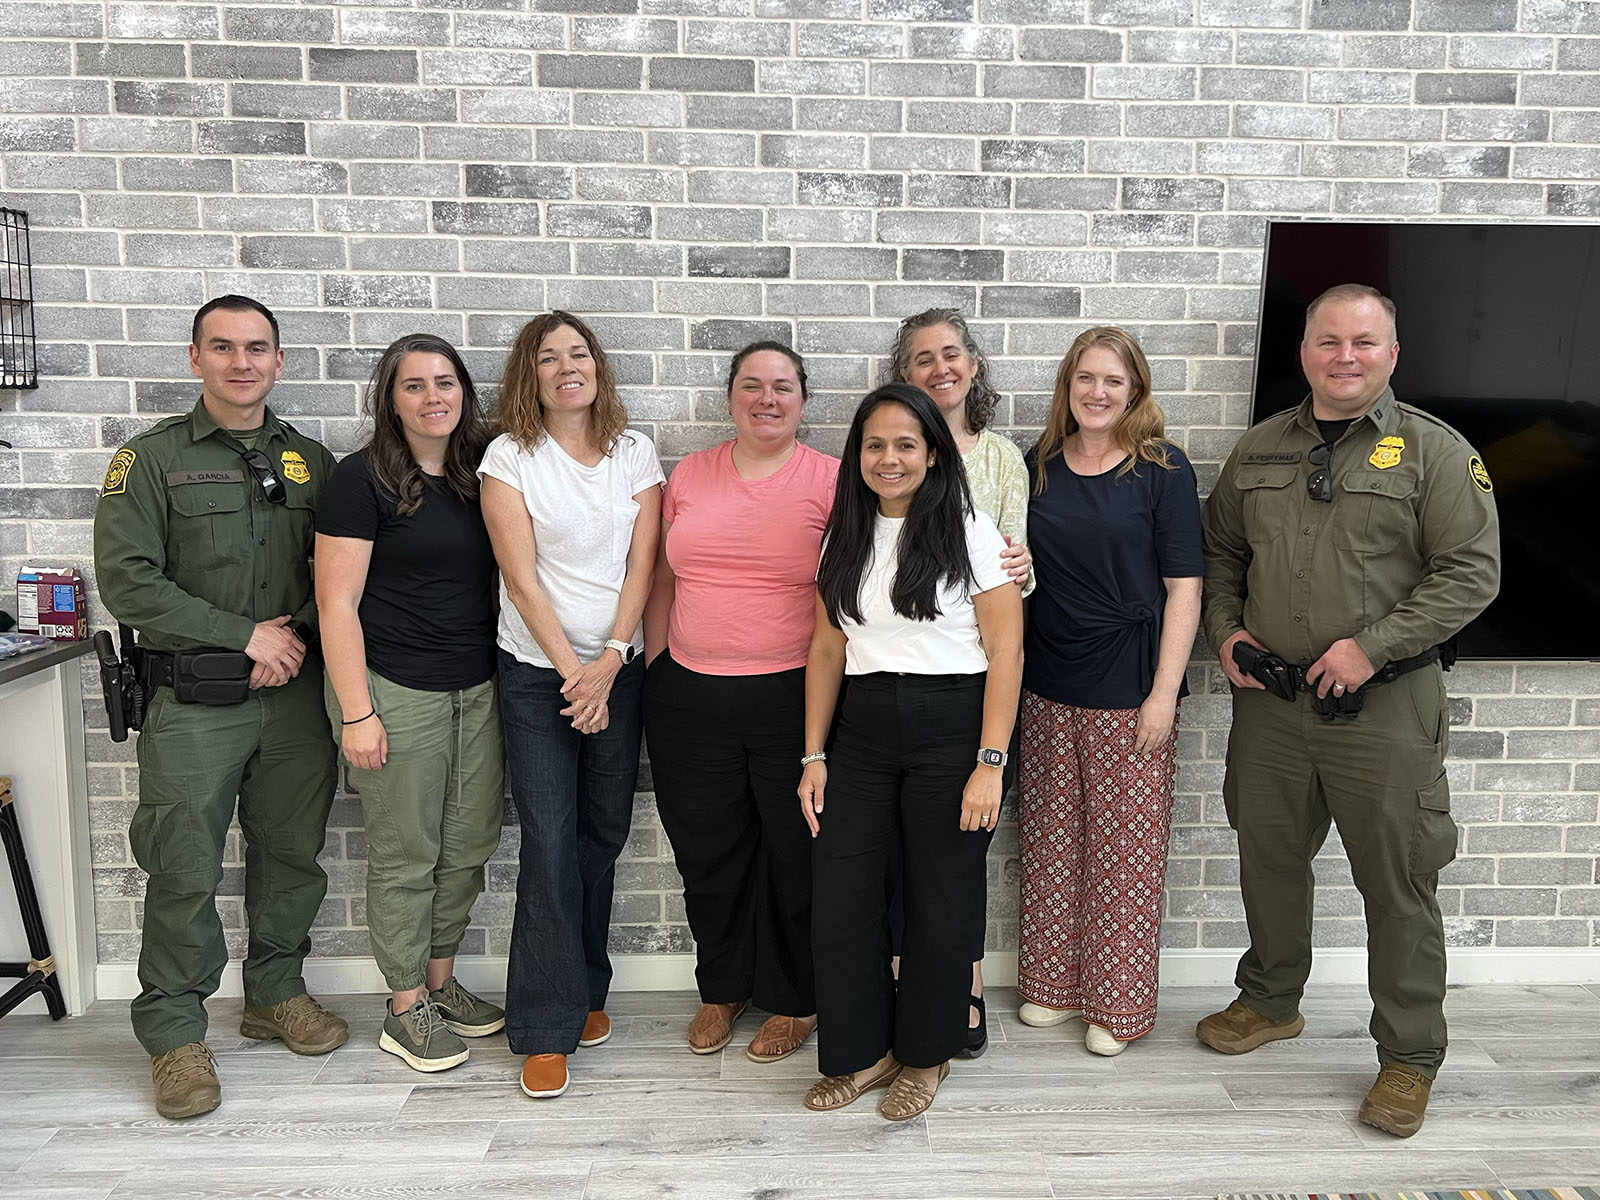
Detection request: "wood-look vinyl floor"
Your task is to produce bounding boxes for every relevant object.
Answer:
[2,984,1597,1200]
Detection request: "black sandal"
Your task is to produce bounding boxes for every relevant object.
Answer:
[960,993,988,1058]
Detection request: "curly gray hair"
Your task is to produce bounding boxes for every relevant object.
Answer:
[883,307,1002,434]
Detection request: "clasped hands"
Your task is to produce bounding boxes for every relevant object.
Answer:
[245,615,305,689]
[561,651,621,734]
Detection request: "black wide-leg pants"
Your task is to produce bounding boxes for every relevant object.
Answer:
[812,671,988,1075]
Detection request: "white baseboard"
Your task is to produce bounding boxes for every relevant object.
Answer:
[93,945,1600,1002]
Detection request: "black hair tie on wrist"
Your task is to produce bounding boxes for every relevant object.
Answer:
[342,710,377,726]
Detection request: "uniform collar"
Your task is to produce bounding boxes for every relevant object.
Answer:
[188,396,287,446]
[1291,387,1399,440]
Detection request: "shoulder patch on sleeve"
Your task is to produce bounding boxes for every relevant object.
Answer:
[101,448,137,496]
[1468,454,1493,493]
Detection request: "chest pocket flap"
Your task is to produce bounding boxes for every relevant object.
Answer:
[1339,471,1418,502]
[1234,464,1299,491]
[169,480,247,517]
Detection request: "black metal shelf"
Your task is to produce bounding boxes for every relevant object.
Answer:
[1,208,37,391]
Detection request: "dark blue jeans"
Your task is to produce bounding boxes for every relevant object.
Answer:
[499,649,644,1056]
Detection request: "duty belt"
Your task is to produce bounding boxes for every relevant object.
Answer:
[1231,643,1443,721]
[138,646,254,706]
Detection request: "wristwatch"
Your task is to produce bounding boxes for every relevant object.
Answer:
[604,639,637,665]
[977,747,1007,769]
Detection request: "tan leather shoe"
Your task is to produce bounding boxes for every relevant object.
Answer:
[803,1055,901,1112]
[1358,1063,1432,1137]
[879,1060,950,1121]
[1195,999,1304,1054]
[746,1014,817,1063]
[687,1000,746,1054]
[520,1053,568,1099]
[239,993,349,1056]
[579,1010,611,1048]
[151,1041,220,1120]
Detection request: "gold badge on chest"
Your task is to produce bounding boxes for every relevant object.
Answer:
[280,450,311,484]
[1368,435,1404,470]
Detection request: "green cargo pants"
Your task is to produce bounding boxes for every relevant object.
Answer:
[130,667,338,1057]
[1222,663,1457,1078]
[325,670,505,992]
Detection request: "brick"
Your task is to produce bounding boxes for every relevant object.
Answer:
[1090,213,1194,247]
[6,154,118,191]
[1237,32,1341,65]
[75,41,187,78]
[658,281,763,315]
[89,269,204,306]
[323,274,432,310]
[869,0,972,16]
[1523,0,1600,34]
[340,8,452,45]
[459,88,568,126]
[795,246,898,280]
[981,139,1084,174]
[686,18,790,56]
[1553,113,1600,142]
[1,81,100,122]
[1229,179,1331,212]
[760,134,865,169]
[1089,0,1193,23]
[765,283,872,316]
[1514,147,1600,179]
[870,136,975,171]
[1197,141,1300,176]
[1303,143,1406,177]
[1418,0,1516,30]
[689,96,794,131]
[202,195,316,232]
[983,66,1087,100]
[1017,101,1121,137]
[575,92,682,130]
[538,54,643,90]
[424,51,533,87]
[1088,140,1193,175]
[349,237,460,274]
[907,100,1012,135]
[465,165,572,199]
[1558,37,1600,71]
[1497,856,1595,886]
[1235,104,1336,141]
[198,120,306,156]
[1408,145,1510,178]
[1125,103,1230,138]
[456,13,565,50]
[761,60,865,95]
[873,284,977,318]
[656,205,763,242]
[691,318,793,351]
[1198,0,1301,25]
[908,174,1010,208]
[1308,69,1413,104]
[577,167,682,202]
[1452,36,1556,70]
[1092,66,1195,101]
[432,201,542,236]
[424,127,533,163]
[240,236,346,271]
[546,203,651,238]
[89,193,201,231]
[1122,177,1226,211]
[909,26,1011,60]
[1333,181,1439,215]
[229,83,339,121]
[571,241,679,276]
[1083,285,1188,319]
[1519,74,1600,107]
[546,279,656,313]
[309,122,420,161]
[1309,0,1410,31]
[1200,68,1303,102]
[224,6,335,43]
[347,87,458,123]
[1118,250,1220,283]
[799,20,903,58]
[538,129,644,164]
[0,2,102,36]
[1130,30,1232,63]
[1020,27,1123,62]
[688,246,791,278]
[0,117,75,152]
[877,210,981,244]
[870,62,977,98]
[798,171,903,207]
[1548,184,1600,215]
[980,286,1080,317]
[1447,109,1550,142]
[108,3,218,39]
[902,248,1003,280]
[465,239,570,276]
[687,170,793,204]
[27,231,119,267]
[1339,106,1444,142]
[651,57,755,92]
[990,246,1108,280]
[1416,72,1517,105]
[1014,179,1116,211]
[191,45,304,80]
[649,131,757,166]
[310,49,418,85]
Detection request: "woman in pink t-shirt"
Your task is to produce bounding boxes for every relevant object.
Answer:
[642,341,838,1063]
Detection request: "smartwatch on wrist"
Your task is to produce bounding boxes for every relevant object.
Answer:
[977,747,1007,769]
[604,639,637,665]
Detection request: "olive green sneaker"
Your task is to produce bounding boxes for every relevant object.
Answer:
[379,996,469,1073]
[239,992,349,1055]
[151,1041,221,1120]
[430,976,506,1037]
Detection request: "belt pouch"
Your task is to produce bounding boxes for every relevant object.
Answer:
[171,649,252,705]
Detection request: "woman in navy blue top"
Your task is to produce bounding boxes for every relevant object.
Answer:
[1014,326,1203,1057]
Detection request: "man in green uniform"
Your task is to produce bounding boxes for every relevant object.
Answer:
[94,295,345,1119]
[1198,284,1500,1137]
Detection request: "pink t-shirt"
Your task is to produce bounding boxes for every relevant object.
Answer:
[663,440,839,675]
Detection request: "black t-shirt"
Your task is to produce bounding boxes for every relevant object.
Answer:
[1023,446,1205,710]
[316,450,497,691]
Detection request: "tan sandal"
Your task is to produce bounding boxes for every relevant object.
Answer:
[878,1060,950,1121]
[746,1015,817,1063]
[803,1055,901,1112]
[687,1001,746,1055]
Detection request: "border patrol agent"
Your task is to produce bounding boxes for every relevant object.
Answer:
[1198,284,1500,1138]
[93,296,345,1119]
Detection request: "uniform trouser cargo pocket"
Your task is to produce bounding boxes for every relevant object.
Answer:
[1409,773,1457,876]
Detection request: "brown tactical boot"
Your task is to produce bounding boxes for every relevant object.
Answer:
[1358,1063,1432,1137]
[151,1041,221,1119]
[1195,999,1305,1054]
[240,993,349,1055]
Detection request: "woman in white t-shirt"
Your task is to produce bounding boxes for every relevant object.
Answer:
[478,311,664,1103]
[797,383,1023,1122]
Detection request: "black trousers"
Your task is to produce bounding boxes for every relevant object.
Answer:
[644,653,815,1016]
[813,672,988,1075]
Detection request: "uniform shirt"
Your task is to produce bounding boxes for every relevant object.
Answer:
[315,450,497,692]
[1202,388,1500,670]
[1025,445,1204,710]
[93,399,335,654]
[662,440,837,676]
[963,428,1034,597]
[841,510,1011,677]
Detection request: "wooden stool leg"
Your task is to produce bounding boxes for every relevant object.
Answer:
[0,777,68,1021]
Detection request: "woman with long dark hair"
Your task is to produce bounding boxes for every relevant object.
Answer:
[479,312,663,1101]
[642,342,837,1062]
[1016,326,1202,1055]
[798,383,1023,1121]
[316,333,504,1072]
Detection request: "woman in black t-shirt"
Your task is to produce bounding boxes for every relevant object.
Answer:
[315,334,505,1074]
[1015,327,1203,1057]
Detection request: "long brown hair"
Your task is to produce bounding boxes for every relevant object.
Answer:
[363,333,489,516]
[495,311,627,454]
[1033,325,1173,493]
[884,307,1001,434]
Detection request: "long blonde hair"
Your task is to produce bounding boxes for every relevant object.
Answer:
[495,311,627,454]
[1033,326,1174,493]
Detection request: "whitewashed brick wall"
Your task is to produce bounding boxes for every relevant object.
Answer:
[2,0,1598,968]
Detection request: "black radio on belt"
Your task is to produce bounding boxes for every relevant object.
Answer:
[140,645,253,706]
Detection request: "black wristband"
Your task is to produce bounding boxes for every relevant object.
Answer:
[341,709,376,726]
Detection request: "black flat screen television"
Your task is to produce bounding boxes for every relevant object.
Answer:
[1252,220,1600,661]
